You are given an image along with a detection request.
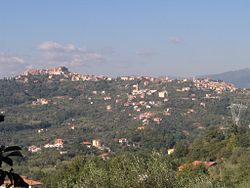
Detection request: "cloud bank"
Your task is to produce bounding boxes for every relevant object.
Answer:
[0,53,25,65]
[38,41,104,66]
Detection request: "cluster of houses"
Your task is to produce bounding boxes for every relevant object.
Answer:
[17,66,112,83]
[28,139,64,153]
[120,76,169,82]
[194,78,236,93]
[26,75,238,157]
[32,98,50,105]
[15,66,238,97]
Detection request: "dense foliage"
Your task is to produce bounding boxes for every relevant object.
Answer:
[44,152,227,188]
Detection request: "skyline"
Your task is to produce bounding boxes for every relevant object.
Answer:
[1,1,250,77]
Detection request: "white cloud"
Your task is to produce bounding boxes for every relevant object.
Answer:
[39,41,78,52]
[0,53,25,64]
[169,37,183,44]
[38,41,104,66]
[0,53,28,77]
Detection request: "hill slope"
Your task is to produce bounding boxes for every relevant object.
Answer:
[200,68,250,88]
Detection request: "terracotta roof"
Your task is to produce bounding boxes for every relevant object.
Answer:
[4,176,42,186]
[192,160,203,166]
[178,161,217,171]
[83,141,91,145]
[22,177,42,186]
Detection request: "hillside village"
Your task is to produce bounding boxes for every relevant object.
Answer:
[1,67,250,187]
[2,67,240,155]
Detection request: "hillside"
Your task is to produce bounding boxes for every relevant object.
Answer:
[200,68,250,88]
[0,67,250,187]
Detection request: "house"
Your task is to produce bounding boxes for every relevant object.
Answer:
[158,91,168,98]
[106,105,112,111]
[100,153,109,160]
[187,109,195,114]
[120,76,129,81]
[92,139,102,148]
[182,87,191,92]
[167,148,175,155]
[203,161,217,168]
[140,93,145,99]
[28,145,41,153]
[200,102,206,107]
[1,176,42,188]
[60,151,68,155]
[104,96,111,100]
[118,138,128,144]
[83,141,92,148]
[54,139,64,148]
[153,117,162,124]
[137,125,148,130]
[32,98,49,105]
[132,84,139,92]
[144,81,149,86]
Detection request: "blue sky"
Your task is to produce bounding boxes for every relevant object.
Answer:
[0,1,250,77]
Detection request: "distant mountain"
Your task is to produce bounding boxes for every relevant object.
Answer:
[199,68,250,88]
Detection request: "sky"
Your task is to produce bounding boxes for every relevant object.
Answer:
[0,0,250,77]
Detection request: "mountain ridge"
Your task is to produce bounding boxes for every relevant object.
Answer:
[198,68,250,88]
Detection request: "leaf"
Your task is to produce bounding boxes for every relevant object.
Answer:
[0,170,6,186]
[0,146,5,152]
[6,151,23,158]
[11,173,29,188]
[4,146,22,153]
[2,157,13,166]
[6,171,14,185]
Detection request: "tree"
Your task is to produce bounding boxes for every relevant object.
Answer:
[0,145,28,188]
[0,114,4,122]
[0,116,28,187]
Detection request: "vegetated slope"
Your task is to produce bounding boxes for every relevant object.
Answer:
[0,67,250,187]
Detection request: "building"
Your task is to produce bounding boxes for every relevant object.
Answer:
[120,76,129,81]
[158,91,168,98]
[106,105,112,111]
[118,138,128,144]
[182,87,191,92]
[32,98,49,105]
[167,148,175,155]
[54,139,64,148]
[132,84,139,92]
[100,153,109,160]
[137,125,148,130]
[153,117,162,124]
[83,140,92,148]
[92,139,102,148]
[28,145,42,153]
